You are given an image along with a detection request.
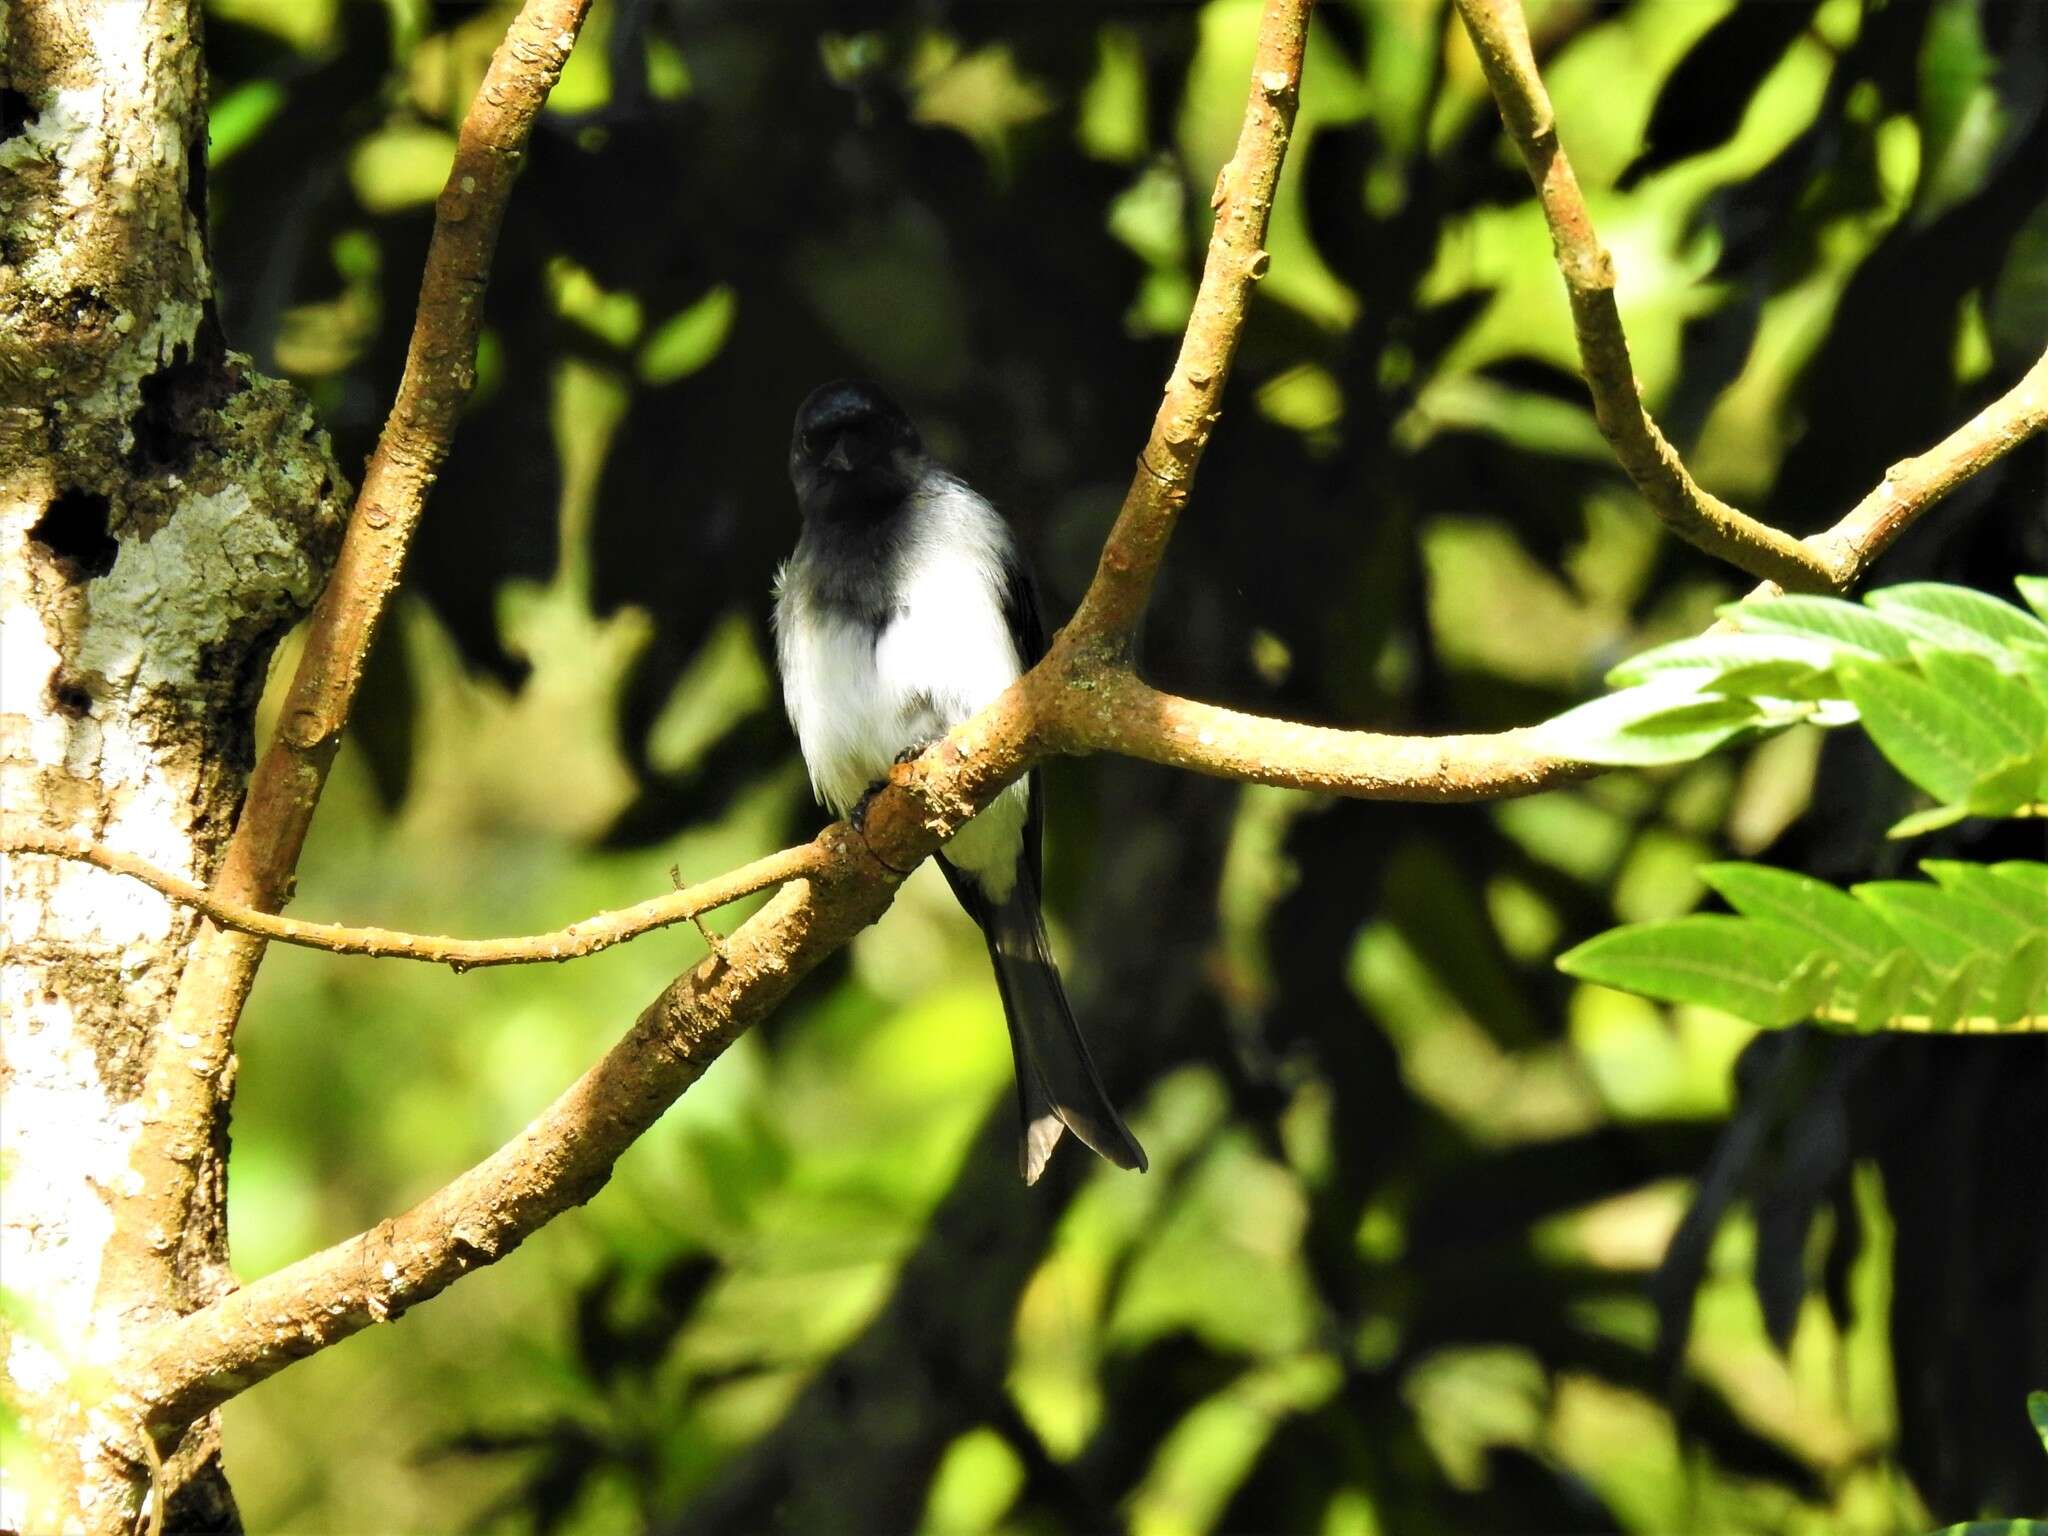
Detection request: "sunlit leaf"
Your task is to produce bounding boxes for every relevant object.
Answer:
[1919,862,2048,927]
[1870,582,2048,654]
[1717,595,1919,660]
[1559,915,1826,1025]
[1852,881,2028,970]
[1854,949,1928,1031]
[1702,862,1902,971]
[2017,576,2048,626]
[1988,933,2048,1025]
[1887,801,1972,840]
[1604,631,1838,689]
[1838,658,2016,804]
[1536,688,1766,767]
[1926,952,1992,1032]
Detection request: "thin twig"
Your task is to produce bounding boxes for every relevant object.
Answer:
[120,0,1318,1434]
[116,0,2029,1445]
[1450,0,1838,593]
[0,823,817,970]
[107,0,594,1308]
[1803,345,2048,588]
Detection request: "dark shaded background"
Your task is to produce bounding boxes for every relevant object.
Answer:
[205,1,2046,1530]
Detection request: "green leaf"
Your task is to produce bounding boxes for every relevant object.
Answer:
[1853,881,2029,971]
[1922,862,2048,927]
[1992,862,2048,896]
[1926,953,1992,1031]
[1605,632,1838,689]
[2016,576,2048,626]
[1702,863,1902,972]
[1888,802,1972,840]
[1718,595,1919,660]
[1853,950,1928,1031]
[1559,916,1827,1026]
[1913,0,2006,226]
[2008,641,2048,703]
[1871,582,2048,652]
[1989,933,2048,1024]
[1966,752,2048,819]
[1839,658,2018,803]
[1925,1522,2048,1535]
[1912,648,2048,757]
[2030,1390,2048,1454]
[1534,688,1765,767]
[1705,659,1840,702]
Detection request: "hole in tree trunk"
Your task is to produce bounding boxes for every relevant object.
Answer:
[31,489,119,580]
[0,88,34,141]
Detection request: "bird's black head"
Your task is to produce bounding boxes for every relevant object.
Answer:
[789,380,926,522]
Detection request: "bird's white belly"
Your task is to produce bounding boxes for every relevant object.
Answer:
[783,556,1030,900]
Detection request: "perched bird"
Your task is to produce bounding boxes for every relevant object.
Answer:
[772,380,1148,1185]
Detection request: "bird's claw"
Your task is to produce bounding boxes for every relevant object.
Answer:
[850,781,886,837]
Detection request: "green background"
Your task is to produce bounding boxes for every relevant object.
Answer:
[191,0,2048,1529]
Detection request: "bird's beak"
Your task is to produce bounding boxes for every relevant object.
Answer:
[822,436,854,473]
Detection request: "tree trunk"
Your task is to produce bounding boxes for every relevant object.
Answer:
[1,3,344,1528]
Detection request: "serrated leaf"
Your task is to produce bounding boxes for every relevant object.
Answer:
[1535,688,1765,767]
[2017,576,2048,625]
[1605,631,1840,689]
[1889,802,1972,840]
[1718,595,1919,660]
[1926,953,1991,1031]
[1989,933,2048,1024]
[1914,648,2048,757]
[1854,949,1928,1031]
[1854,881,2029,970]
[1839,658,2019,802]
[1559,916,1827,1026]
[1702,863,1903,972]
[1870,583,2048,654]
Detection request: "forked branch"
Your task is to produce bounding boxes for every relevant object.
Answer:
[106,0,2038,1444]
[106,0,596,1310]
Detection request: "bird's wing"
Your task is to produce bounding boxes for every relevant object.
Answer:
[995,541,1048,896]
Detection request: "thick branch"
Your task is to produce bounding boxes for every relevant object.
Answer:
[0,823,819,970]
[119,0,1315,1431]
[123,830,897,1433]
[117,0,2024,1440]
[1061,0,1312,652]
[1450,0,1838,593]
[107,0,593,1312]
[1041,671,1590,800]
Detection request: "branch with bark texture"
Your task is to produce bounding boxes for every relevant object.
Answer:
[102,0,2037,1446]
[1447,0,2048,594]
[114,0,1312,1435]
[106,0,596,1318]
[0,822,821,969]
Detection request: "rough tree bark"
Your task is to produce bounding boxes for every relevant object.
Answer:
[0,2,346,1529]
[1,0,2039,1528]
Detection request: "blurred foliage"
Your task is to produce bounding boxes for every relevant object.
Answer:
[200,0,2047,1531]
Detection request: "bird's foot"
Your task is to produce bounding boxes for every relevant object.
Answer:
[894,737,939,766]
[849,780,887,838]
